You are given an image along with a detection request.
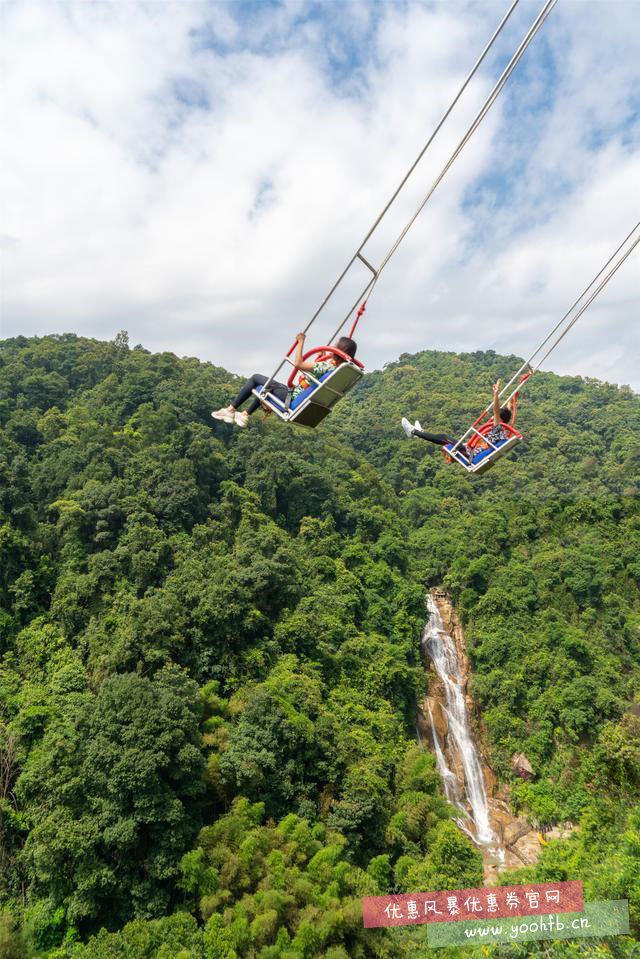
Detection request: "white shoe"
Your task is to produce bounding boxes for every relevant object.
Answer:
[233,411,249,428]
[211,408,236,423]
[401,417,414,438]
[414,420,422,432]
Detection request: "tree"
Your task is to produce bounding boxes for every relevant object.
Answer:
[16,665,204,935]
[401,821,483,892]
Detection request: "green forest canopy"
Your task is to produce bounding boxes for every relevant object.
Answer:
[0,333,638,958]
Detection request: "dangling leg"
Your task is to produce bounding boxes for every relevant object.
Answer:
[402,418,451,445]
[212,374,289,427]
[413,428,452,445]
[401,418,470,461]
[212,374,262,423]
[241,376,290,421]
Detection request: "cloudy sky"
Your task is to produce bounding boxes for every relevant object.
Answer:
[1,0,639,388]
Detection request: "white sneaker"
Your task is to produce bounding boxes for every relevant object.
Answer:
[233,411,249,428]
[414,420,422,432]
[211,408,236,423]
[401,417,414,438]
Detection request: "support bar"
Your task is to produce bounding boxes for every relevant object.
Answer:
[356,252,379,276]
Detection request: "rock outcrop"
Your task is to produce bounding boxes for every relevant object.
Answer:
[512,751,535,780]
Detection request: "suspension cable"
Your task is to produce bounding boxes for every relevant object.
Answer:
[530,226,640,372]
[450,222,640,451]
[306,0,522,336]
[324,0,558,348]
[260,0,522,395]
[363,0,558,306]
[493,220,640,412]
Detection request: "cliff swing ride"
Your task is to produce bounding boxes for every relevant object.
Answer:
[444,221,640,475]
[255,0,557,426]
[253,0,638,480]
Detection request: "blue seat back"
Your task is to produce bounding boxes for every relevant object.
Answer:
[255,369,339,411]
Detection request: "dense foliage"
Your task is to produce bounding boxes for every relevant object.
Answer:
[0,333,638,957]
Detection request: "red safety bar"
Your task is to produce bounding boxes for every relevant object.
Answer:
[462,370,532,445]
[349,301,367,338]
[508,370,532,424]
[285,301,368,361]
[442,420,524,465]
[467,419,524,449]
[286,346,364,389]
[441,370,532,466]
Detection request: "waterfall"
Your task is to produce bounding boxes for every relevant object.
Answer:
[426,701,480,844]
[422,595,496,848]
[426,701,460,805]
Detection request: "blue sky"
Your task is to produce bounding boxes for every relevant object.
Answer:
[1,0,639,388]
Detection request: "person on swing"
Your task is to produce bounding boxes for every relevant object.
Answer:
[212,333,358,427]
[401,379,514,461]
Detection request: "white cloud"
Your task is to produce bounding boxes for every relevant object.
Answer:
[1,0,638,390]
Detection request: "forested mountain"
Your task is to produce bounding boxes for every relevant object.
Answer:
[0,333,638,958]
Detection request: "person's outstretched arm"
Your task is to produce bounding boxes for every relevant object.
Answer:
[492,379,501,426]
[292,332,318,373]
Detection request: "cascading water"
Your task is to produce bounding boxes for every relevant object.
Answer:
[426,701,460,804]
[422,595,500,852]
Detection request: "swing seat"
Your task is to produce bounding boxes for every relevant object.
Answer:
[253,348,364,428]
[444,423,524,475]
[444,375,530,475]
[468,433,523,474]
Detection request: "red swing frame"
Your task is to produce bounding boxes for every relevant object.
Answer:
[443,372,531,468]
[286,345,364,389]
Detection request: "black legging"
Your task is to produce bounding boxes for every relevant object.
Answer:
[231,374,289,415]
[413,429,453,446]
[414,428,470,460]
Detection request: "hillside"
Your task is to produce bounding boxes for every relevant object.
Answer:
[0,333,638,958]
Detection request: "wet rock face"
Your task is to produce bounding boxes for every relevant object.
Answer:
[423,695,448,740]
